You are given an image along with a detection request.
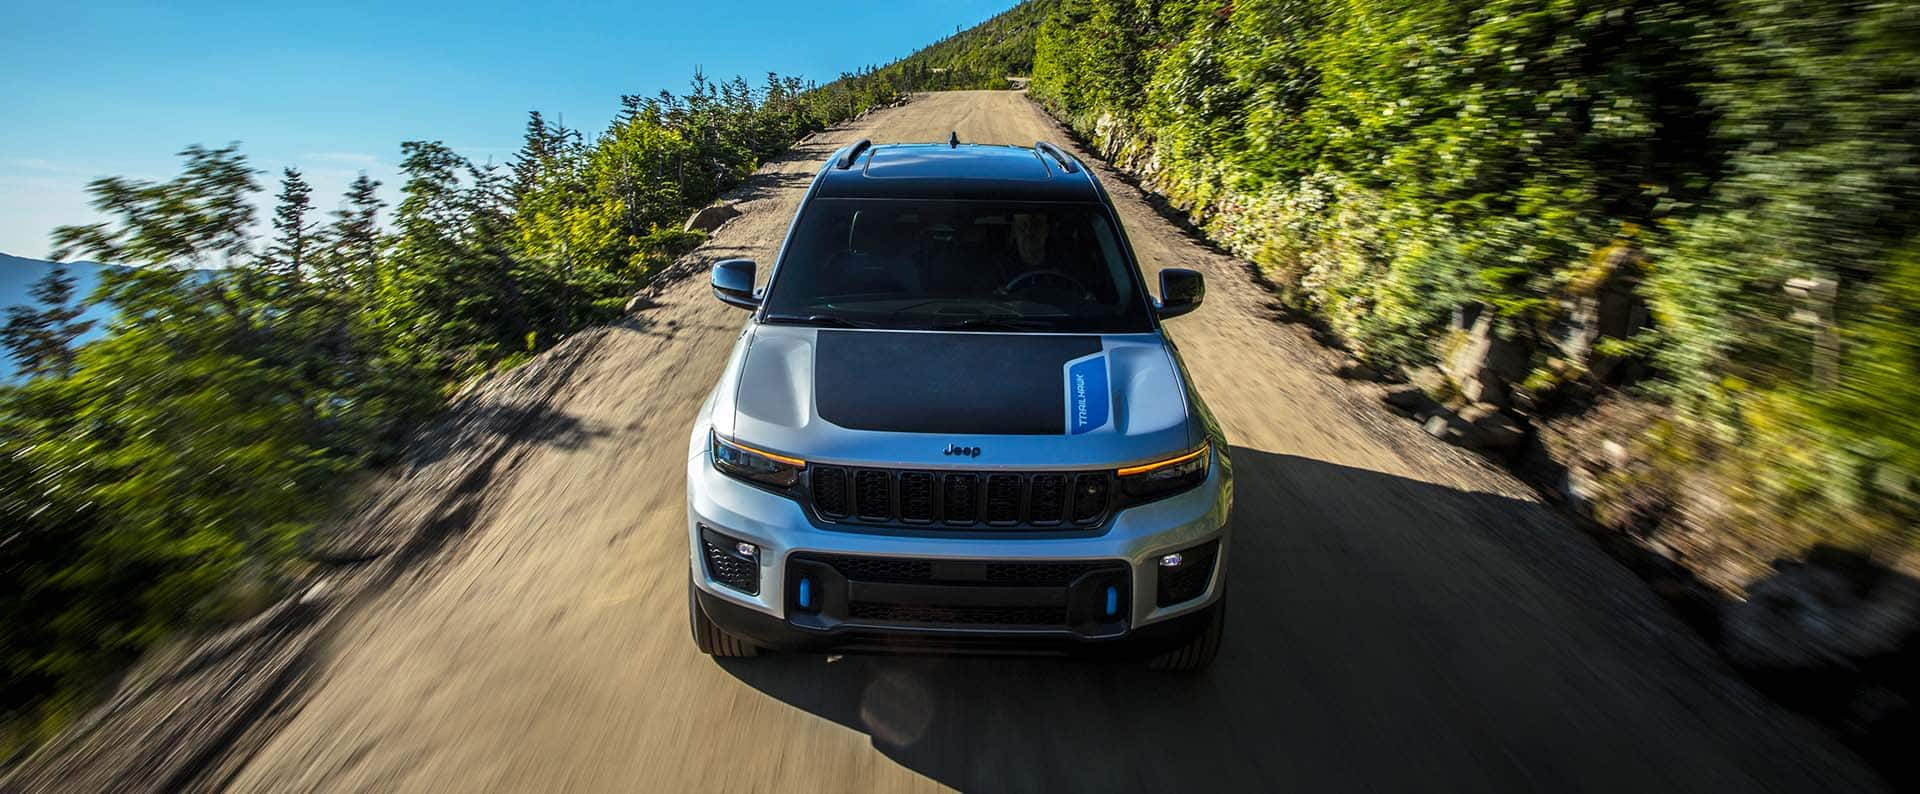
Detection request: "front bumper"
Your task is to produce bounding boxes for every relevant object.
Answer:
[685,439,1232,652]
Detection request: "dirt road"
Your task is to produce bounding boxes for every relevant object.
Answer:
[225,92,1880,792]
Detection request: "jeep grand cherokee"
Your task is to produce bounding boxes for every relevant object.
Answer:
[685,138,1232,670]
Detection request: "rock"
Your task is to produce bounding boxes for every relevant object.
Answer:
[624,294,657,313]
[1556,244,1651,382]
[1459,374,1508,407]
[1383,386,1437,415]
[1404,365,1448,396]
[683,203,741,233]
[1444,314,1531,409]
[1601,439,1631,469]
[1427,404,1527,451]
[1457,402,1527,450]
[1724,557,1920,678]
[1334,356,1382,382]
[1423,412,1467,443]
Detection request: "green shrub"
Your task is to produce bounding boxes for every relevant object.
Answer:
[1033,0,1919,562]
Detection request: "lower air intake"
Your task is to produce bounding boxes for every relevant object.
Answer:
[700,528,760,595]
[1155,539,1218,607]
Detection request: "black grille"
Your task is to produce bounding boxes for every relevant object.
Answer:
[793,553,1132,634]
[848,603,1062,626]
[943,474,977,523]
[804,465,1112,529]
[824,555,934,583]
[806,554,1112,587]
[985,561,1102,585]
[985,474,1022,523]
[1029,474,1067,524]
[855,469,891,519]
[701,536,760,595]
[812,467,850,518]
[899,472,934,522]
[1156,539,1219,607]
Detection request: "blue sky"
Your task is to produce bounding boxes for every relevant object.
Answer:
[0,0,1015,258]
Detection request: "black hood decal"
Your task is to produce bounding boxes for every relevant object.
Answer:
[813,330,1102,435]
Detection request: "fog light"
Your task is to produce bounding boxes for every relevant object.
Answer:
[735,541,757,558]
[1160,553,1184,568]
[798,578,814,609]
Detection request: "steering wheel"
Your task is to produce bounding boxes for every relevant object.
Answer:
[999,269,1092,298]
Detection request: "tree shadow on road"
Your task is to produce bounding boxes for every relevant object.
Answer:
[716,449,1875,793]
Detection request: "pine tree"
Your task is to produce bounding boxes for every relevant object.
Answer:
[511,111,557,201]
[265,168,315,285]
[1,266,95,378]
[326,173,385,297]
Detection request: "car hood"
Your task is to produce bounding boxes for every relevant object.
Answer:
[710,324,1199,470]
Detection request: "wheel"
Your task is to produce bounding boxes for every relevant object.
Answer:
[1147,598,1225,672]
[688,577,760,658]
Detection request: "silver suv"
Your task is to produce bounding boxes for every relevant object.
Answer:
[686,139,1231,670]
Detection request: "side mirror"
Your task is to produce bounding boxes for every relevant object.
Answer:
[711,259,759,310]
[1157,268,1204,319]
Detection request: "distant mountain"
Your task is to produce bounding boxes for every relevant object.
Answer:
[819,0,1054,93]
[0,252,119,381]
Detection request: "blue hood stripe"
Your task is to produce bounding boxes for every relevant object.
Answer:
[1064,352,1110,435]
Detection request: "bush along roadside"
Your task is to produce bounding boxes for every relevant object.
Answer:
[1030,0,1917,783]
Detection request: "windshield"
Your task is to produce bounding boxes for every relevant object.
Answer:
[760,198,1154,333]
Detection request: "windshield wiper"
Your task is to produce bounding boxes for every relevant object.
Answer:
[762,313,874,329]
[929,317,1058,332]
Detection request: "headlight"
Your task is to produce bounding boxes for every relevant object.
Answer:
[1116,442,1209,501]
[711,432,804,489]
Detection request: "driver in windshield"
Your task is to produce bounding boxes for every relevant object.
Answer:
[1010,212,1049,272]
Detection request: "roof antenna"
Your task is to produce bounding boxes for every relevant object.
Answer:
[948,131,960,148]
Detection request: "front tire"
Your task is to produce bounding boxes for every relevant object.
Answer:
[688,577,760,658]
[1147,598,1224,672]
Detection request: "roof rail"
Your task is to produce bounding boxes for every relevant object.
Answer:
[948,131,960,148]
[1034,141,1080,174]
[837,139,872,169]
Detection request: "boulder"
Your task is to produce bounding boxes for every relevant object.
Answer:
[1459,374,1508,407]
[1334,356,1383,382]
[1423,412,1468,444]
[1425,403,1527,451]
[1723,555,1920,695]
[1556,244,1651,382]
[1383,386,1438,416]
[1444,314,1531,408]
[1457,402,1527,449]
[683,203,741,233]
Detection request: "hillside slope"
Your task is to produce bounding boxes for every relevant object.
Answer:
[818,0,1052,96]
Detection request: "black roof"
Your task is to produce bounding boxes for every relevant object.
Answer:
[813,143,1101,202]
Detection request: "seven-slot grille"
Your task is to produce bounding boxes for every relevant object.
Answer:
[808,466,1112,528]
